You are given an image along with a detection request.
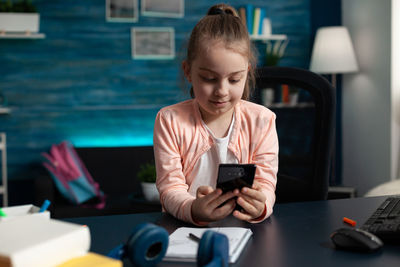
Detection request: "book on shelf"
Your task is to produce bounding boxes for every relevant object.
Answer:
[241,5,268,37]
[245,4,254,35]
[0,216,90,267]
[164,227,252,264]
[252,8,261,36]
[274,86,282,103]
[282,84,290,104]
[238,7,247,29]
[258,8,266,35]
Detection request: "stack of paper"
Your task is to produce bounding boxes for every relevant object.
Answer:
[0,216,90,267]
[0,204,50,222]
[164,227,252,264]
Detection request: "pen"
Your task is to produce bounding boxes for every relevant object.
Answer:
[343,217,357,227]
[39,199,51,213]
[0,208,6,217]
[188,233,201,243]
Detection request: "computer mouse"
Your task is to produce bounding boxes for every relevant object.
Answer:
[330,227,383,252]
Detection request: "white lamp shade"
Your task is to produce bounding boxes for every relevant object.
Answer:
[310,26,359,74]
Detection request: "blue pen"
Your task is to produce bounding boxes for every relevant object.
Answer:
[39,199,51,212]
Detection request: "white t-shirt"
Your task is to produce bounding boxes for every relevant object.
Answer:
[188,117,238,196]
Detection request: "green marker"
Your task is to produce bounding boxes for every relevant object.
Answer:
[0,208,7,217]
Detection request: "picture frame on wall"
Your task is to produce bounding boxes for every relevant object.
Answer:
[141,0,184,18]
[131,27,175,59]
[106,0,138,22]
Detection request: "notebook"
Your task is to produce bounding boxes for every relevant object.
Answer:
[164,227,252,263]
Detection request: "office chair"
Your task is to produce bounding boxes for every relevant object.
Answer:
[254,66,335,203]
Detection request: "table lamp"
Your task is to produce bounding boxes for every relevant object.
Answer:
[310,26,358,87]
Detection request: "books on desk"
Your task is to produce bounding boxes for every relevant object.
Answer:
[164,227,252,264]
[56,253,122,267]
[0,216,90,267]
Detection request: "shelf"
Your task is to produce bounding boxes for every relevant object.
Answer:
[266,102,314,109]
[250,34,287,41]
[0,107,10,114]
[0,132,6,206]
[0,32,45,39]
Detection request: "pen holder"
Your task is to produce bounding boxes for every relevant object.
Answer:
[0,204,50,222]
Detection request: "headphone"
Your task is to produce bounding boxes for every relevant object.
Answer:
[107,223,229,267]
[107,223,169,267]
[197,230,229,267]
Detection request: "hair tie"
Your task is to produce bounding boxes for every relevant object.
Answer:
[208,8,224,16]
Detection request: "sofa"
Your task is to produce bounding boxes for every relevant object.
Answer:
[34,146,161,219]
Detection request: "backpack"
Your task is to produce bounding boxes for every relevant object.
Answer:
[42,141,106,209]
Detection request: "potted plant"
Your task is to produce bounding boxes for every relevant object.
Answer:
[137,163,159,202]
[0,0,40,34]
[265,39,288,67]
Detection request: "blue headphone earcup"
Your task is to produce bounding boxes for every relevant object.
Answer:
[197,230,214,266]
[107,222,169,267]
[125,222,169,267]
[197,230,229,267]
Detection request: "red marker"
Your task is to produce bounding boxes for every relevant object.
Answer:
[343,217,357,227]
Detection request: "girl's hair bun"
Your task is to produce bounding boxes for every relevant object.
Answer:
[207,4,237,17]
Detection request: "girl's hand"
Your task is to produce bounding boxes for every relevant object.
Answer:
[191,186,236,223]
[232,185,266,221]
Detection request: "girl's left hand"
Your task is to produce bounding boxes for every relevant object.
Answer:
[232,185,266,221]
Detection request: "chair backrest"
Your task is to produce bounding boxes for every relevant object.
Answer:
[255,66,335,203]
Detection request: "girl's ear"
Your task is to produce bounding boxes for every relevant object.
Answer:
[182,60,192,82]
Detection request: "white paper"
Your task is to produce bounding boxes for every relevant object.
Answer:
[0,204,50,222]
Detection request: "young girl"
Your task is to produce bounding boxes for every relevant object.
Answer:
[153,3,278,225]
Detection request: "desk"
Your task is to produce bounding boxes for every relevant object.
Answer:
[65,196,400,267]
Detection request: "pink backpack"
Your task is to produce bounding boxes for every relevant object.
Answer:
[42,141,105,209]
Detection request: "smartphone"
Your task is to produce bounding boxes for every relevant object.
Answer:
[216,164,256,193]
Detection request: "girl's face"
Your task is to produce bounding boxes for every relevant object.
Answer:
[183,41,249,122]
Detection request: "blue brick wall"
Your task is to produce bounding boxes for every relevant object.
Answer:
[0,0,311,180]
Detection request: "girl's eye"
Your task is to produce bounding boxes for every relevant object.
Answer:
[201,76,216,82]
[229,78,241,84]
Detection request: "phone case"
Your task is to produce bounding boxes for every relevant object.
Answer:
[216,164,256,193]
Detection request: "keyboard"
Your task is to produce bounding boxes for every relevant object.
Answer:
[361,196,400,242]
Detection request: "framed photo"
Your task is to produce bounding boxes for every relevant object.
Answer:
[141,0,184,18]
[106,0,138,22]
[131,27,175,59]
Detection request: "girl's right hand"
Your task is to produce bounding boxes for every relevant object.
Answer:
[191,186,236,223]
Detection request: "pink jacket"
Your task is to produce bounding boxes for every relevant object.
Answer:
[153,99,279,224]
